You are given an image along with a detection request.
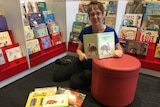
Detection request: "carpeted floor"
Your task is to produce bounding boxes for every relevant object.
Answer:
[0,56,160,107]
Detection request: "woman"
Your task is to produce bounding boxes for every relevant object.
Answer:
[70,1,123,89]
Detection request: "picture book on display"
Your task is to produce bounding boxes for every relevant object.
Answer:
[119,26,138,40]
[43,13,55,24]
[69,32,80,43]
[51,32,62,46]
[0,49,5,65]
[107,1,118,16]
[145,2,160,15]
[105,16,116,28]
[136,30,159,43]
[24,1,39,14]
[83,32,115,59]
[24,25,35,41]
[47,22,60,34]
[154,43,160,58]
[72,21,84,33]
[124,40,148,56]
[0,15,8,32]
[0,31,12,48]
[40,36,52,50]
[75,13,89,23]
[5,46,23,62]
[26,39,41,55]
[33,24,49,38]
[36,2,47,13]
[28,13,43,28]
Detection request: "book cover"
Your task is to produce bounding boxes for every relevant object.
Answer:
[83,32,115,59]
[69,32,80,43]
[5,46,23,62]
[105,16,116,28]
[75,13,89,23]
[124,40,148,56]
[33,24,49,38]
[145,2,160,15]
[51,32,62,46]
[121,14,143,27]
[154,43,160,58]
[36,2,47,13]
[43,94,68,107]
[25,91,51,107]
[0,49,5,65]
[26,39,41,55]
[57,87,86,107]
[47,22,58,34]
[119,26,137,40]
[24,1,39,14]
[34,86,57,95]
[141,15,160,31]
[107,1,118,16]
[136,30,158,43]
[44,14,55,24]
[0,15,8,32]
[24,25,35,41]
[72,21,84,33]
[0,31,12,48]
[40,36,52,50]
[28,12,43,28]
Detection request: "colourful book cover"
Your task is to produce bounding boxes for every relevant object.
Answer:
[69,32,80,43]
[107,1,118,15]
[154,43,160,58]
[34,86,57,95]
[33,24,49,38]
[121,14,143,27]
[24,1,39,14]
[119,26,137,40]
[44,14,55,24]
[0,49,5,65]
[75,13,89,23]
[36,2,47,13]
[0,31,12,48]
[5,46,23,62]
[141,15,160,31]
[24,25,35,40]
[43,94,68,107]
[40,36,52,50]
[83,32,115,59]
[26,39,41,55]
[145,2,160,15]
[105,16,116,28]
[0,15,8,32]
[57,87,86,107]
[51,32,62,46]
[72,21,84,33]
[136,30,158,43]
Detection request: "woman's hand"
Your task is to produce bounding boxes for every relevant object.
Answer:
[79,53,88,61]
[112,49,123,58]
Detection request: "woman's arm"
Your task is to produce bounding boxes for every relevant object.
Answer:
[76,42,88,61]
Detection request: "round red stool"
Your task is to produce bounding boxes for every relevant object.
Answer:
[91,54,141,107]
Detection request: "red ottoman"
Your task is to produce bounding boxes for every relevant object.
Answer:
[91,54,141,107]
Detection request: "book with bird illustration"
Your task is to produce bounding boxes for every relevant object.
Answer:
[83,32,115,59]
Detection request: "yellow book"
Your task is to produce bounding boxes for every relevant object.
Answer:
[34,86,57,95]
[154,43,160,58]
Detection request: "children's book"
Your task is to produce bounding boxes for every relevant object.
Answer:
[0,49,5,65]
[83,32,115,59]
[57,87,86,107]
[69,32,80,43]
[145,2,160,15]
[51,32,62,46]
[26,39,41,55]
[105,16,116,28]
[141,15,160,31]
[121,14,143,27]
[124,40,148,56]
[154,43,160,58]
[24,25,35,41]
[34,86,57,95]
[0,15,8,32]
[36,2,47,13]
[119,26,137,40]
[40,35,52,50]
[72,21,84,33]
[107,1,118,16]
[75,13,89,23]
[43,94,68,107]
[5,46,23,62]
[24,1,39,14]
[136,30,158,43]
[0,31,12,48]
[43,13,55,24]
[33,24,49,38]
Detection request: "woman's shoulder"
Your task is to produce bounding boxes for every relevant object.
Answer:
[105,25,115,32]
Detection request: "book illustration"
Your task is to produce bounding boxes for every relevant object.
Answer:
[121,14,143,27]
[107,1,118,15]
[0,15,8,32]
[24,1,39,14]
[24,25,35,41]
[124,40,148,56]
[28,12,43,28]
[69,32,80,43]
[136,30,158,43]
[40,36,52,50]
[105,16,116,28]
[0,31,12,48]
[154,43,160,58]
[0,49,5,65]
[34,86,57,95]
[145,2,160,15]
[36,2,47,13]
[51,32,62,46]
[78,2,89,13]
[26,39,41,55]
[72,21,84,33]
[75,13,89,23]
[5,46,23,62]
[84,32,115,59]
[44,14,55,24]
[33,24,49,38]
[43,94,68,107]
[57,87,86,107]
[141,15,160,31]
[119,26,137,40]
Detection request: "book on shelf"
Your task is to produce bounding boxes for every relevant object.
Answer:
[33,24,49,38]
[24,25,35,41]
[75,13,89,23]
[57,87,86,107]
[36,2,47,13]
[5,46,23,62]
[43,13,55,24]
[136,30,159,43]
[141,15,160,31]
[0,31,12,48]
[121,14,143,27]
[24,1,39,14]
[40,35,52,50]
[47,22,59,34]
[0,49,6,65]
[83,32,115,59]
[107,1,118,16]
[105,16,116,28]
[72,21,84,33]
[119,26,138,40]
[0,15,8,32]
[78,2,89,13]
[26,39,41,55]
[145,2,160,15]
[154,43,160,58]
[124,40,148,56]
[69,32,80,43]
[51,32,62,46]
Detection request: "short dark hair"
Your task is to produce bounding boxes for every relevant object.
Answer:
[87,1,104,15]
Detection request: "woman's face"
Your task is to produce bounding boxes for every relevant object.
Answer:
[89,5,103,26]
